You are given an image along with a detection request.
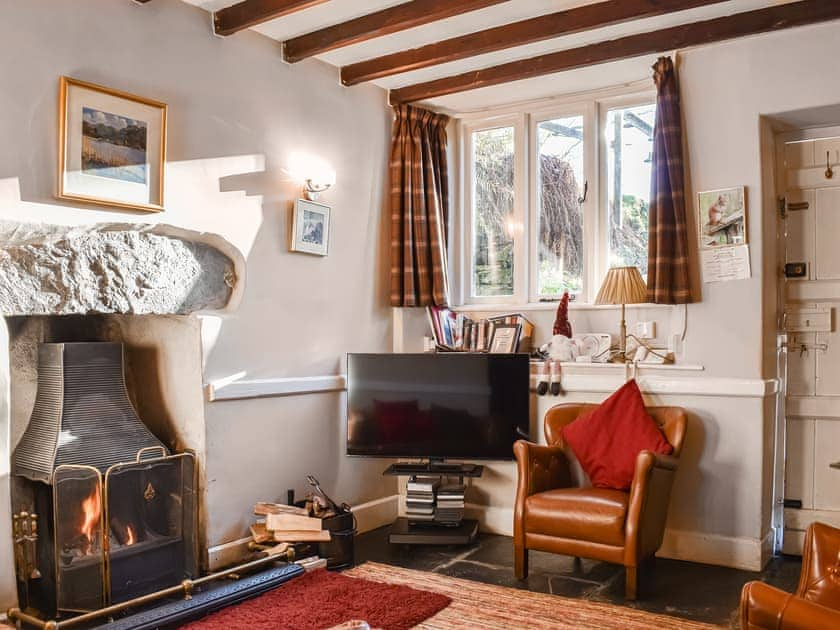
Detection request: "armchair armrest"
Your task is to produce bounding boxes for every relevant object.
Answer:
[625,450,681,564]
[513,440,571,499]
[741,581,840,629]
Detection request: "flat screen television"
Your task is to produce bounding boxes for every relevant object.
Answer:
[346,353,530,460]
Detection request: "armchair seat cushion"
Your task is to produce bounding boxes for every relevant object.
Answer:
[525,487,628,546]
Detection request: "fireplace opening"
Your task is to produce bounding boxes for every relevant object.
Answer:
[10,341,198,618]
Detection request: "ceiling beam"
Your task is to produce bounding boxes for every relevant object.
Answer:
[282,0,508,64]
[342,0,728,86]
[213,0,330,37]
[389,0,840,105]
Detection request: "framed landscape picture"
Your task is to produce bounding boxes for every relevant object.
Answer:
[291,199,331,256]
[58,76,167,212]
[697,186,746,249]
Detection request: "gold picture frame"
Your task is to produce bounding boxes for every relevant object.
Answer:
[58,76,167,212]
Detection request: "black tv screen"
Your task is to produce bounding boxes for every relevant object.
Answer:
[346,353,530,460]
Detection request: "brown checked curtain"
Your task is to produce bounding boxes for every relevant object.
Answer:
[389,104,450,307]
[647,57,692,304]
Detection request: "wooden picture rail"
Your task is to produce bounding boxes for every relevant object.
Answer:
[282,0,508,63]
[214,0,330,36]
[341,0,728,86]
[389,0,840,104]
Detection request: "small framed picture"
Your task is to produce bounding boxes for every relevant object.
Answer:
[291,199,331,256]
[697,186,746,249]
[488,323,520,353]
[58,76,167,212]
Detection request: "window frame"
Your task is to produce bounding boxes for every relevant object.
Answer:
[461,113,528,305]
[598,93,658,280]
[529,102,597,303]
[456,87,655,307]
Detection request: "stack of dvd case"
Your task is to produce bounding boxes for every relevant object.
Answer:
[406,477,439,522]
[434,484,465,524]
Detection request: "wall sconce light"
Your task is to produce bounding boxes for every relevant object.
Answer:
[289,152,336,201]
[303,176,334,201]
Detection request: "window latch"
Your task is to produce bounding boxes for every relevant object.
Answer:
[578,181,588,205]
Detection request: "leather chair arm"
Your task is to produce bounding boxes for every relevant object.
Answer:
[513,440,572,499]
[741,580,840,629]
[625,450,679,565]
[651,453,679,471]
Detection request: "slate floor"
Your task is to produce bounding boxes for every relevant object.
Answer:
[355,525,802,628]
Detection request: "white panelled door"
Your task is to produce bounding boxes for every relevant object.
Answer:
[782,136,840,555]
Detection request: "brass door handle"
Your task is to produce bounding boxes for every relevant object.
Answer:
[830,461,840,470]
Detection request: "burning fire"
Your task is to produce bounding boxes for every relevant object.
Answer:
[80,488,101,553]
[125,524,136,546]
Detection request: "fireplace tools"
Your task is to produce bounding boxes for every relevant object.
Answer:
[13,511,42,584]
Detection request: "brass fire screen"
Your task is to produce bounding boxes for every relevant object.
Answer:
[13,449,197,618]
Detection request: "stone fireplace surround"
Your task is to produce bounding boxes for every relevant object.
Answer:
[0,220,245,610]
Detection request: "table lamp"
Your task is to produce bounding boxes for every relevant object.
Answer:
[594,266,648,362]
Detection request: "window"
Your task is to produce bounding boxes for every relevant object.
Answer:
[460,93,655,305]
[605,104,655,278]
[536,115,584,297]
[471,126,516,297]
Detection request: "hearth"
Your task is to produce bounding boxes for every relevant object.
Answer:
[10,341,197,619]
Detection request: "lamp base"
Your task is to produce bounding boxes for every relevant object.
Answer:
[609,351,630,364]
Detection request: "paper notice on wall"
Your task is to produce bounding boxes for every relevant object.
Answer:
[701,244,751,283]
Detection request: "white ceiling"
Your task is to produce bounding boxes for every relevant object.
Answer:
[182,0,797,113]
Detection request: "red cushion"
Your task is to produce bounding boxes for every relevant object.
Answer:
[560,379,673,491]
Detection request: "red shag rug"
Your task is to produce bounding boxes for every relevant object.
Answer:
[180,568,451,630]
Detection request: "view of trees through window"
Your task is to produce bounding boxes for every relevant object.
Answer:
[537,115,584,296]
[470,101,655,301]
[472,126,515,297]
[606,104,655,277]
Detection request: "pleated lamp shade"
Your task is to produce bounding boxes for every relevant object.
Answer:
[595,266,648,305]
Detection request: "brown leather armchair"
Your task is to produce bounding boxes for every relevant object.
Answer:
[513,403,687,599]
[741,522,840,629]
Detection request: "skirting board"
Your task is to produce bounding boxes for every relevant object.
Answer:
[207,494,398,571]
[658,528,772,572]
[464,503,770,572]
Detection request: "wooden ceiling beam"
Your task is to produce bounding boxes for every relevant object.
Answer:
[282,0,508,63]
[213,0,330,37]
[342,0,728,86]
[389,0,840,105]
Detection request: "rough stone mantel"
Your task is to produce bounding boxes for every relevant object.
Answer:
[0,221,244,316]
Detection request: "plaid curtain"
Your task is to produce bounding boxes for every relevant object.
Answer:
[389,104,450,307]
[647,57,692,304]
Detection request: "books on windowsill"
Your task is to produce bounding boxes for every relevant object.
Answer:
[427,307,534,353]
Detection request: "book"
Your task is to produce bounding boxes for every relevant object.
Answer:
[406,506,434,515]
[405,494,435,506]
[254,502,309,517]
[273,529,331,543]
[266,513,323,532]
[407,478,440,492]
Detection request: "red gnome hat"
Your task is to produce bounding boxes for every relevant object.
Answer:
[553,291,573,337]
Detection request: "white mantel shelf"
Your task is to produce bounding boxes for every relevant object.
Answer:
[205,362,776,402]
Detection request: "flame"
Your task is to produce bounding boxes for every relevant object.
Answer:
[80,488,101,552]
[125,525,136,546]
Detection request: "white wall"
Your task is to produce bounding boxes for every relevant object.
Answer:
[0,0,396,605]
[401,20,840,571]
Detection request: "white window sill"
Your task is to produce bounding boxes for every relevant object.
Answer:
[452,302,676,313]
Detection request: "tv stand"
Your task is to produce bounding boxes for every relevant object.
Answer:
[383,462,484,478]
[383,462,483,546]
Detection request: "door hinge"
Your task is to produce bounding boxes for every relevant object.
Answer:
[778,196,786,219]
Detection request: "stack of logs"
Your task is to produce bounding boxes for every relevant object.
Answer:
[248,499,332,559]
